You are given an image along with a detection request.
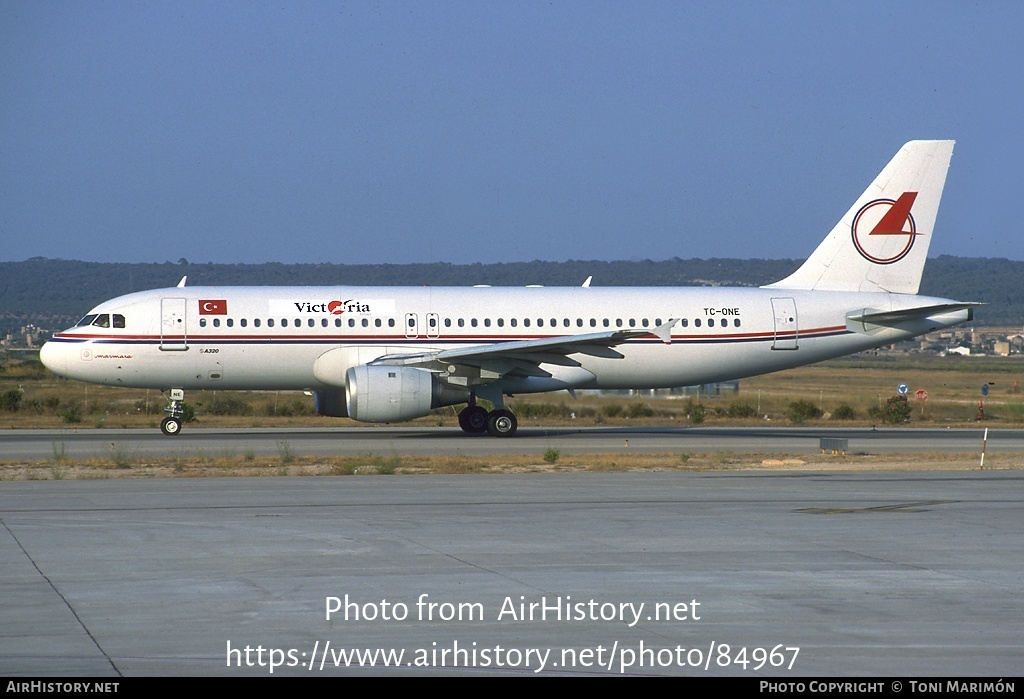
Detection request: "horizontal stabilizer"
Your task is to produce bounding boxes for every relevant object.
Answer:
[846,302,981,330]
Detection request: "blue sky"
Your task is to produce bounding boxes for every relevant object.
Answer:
[2,2,1022,265]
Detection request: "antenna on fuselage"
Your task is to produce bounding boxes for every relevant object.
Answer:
[177,276,187,288]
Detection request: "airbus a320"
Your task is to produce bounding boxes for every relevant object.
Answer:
[40,140,975,437]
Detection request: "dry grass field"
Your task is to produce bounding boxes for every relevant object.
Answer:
[2,352,1022,479]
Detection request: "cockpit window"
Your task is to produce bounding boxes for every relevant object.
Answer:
[76,314,98,327]
[91,314,110,328]
[113,314,125,328]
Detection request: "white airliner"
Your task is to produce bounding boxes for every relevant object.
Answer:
[41,140,976,437]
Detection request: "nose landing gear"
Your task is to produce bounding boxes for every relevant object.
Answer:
[161,389,186,436]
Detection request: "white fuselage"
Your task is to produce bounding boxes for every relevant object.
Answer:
[40,285,970,393]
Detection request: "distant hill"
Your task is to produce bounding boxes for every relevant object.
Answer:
[0,255,1020,333]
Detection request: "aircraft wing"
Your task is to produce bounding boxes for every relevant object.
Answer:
[371,320,677,379]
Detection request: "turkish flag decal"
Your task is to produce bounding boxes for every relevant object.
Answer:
[199,299,228,315]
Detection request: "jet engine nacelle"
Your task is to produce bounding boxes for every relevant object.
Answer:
[345,365,469,423]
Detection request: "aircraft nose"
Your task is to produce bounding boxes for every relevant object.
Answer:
[39,340,66,377]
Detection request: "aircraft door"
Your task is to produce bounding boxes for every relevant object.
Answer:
[426,313,440,338]
[160,298,189,351]
[770,297,798,350]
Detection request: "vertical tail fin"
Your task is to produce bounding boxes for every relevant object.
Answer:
[766,140,954,294]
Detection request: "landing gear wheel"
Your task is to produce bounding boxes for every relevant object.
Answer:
[486,409,518,437]
[160,416,182,436]
[458,405,489,434]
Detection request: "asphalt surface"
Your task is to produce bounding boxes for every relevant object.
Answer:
[1,468,1021,676]
[0,425,1018,462]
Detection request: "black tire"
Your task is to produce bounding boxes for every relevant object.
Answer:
[160,416,182,436]
[486,409,518,437]
[458,405,489,434]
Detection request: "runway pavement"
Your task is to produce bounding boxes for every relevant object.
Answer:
[1,469,1021,676]
[0,425,1019,462]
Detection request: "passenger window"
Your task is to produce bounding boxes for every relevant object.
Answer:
[524,318,531,327]
[389,318,395,327]
[213,318,220,327]
[695,319,702,327]
[348,318,355,327]
[576,319,583,327]
[708,318,715,327]
[471,319,478,327]
[680,319,688,328]
[616,319,623,327]
[308,319,315,328]
[444,318,452,328]
[268,319,275,327]
[734,319,741,327]
[241,318,248,328]
[589,319,596,327]
[375,318,382,327]
[362,318,369,327]
[227,319,234,327]
[603,319,609,327]
[200,318,207,327]
[510,318,517,327]
[321,318,327,327]
[458,318,465,327]
[254,318,261,328]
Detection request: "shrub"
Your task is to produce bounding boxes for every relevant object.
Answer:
[0,389,22,412]
[179,402,197,423]
[58,402,82,424]
[204,396,254,416]
[687,401,707,424]
[869,395,911,424]
[788,399,822,423]
[601,403,623,418]
[833,404,856,420]
[543,447,560,464]
[727,402,757,418]
[626,402,655,418]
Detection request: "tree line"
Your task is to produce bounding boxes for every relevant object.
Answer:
[0,255,1020,334]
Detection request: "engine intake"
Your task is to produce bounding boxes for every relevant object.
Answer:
[345,365,469,423]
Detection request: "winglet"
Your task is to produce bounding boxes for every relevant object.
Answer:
[177,276,187,288]
[582,276,592,288]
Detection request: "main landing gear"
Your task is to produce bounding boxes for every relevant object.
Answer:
[457,404,518,437]
[161,389,186,436]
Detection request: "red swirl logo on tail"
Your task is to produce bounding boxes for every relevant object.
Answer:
[851,191,921,265]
